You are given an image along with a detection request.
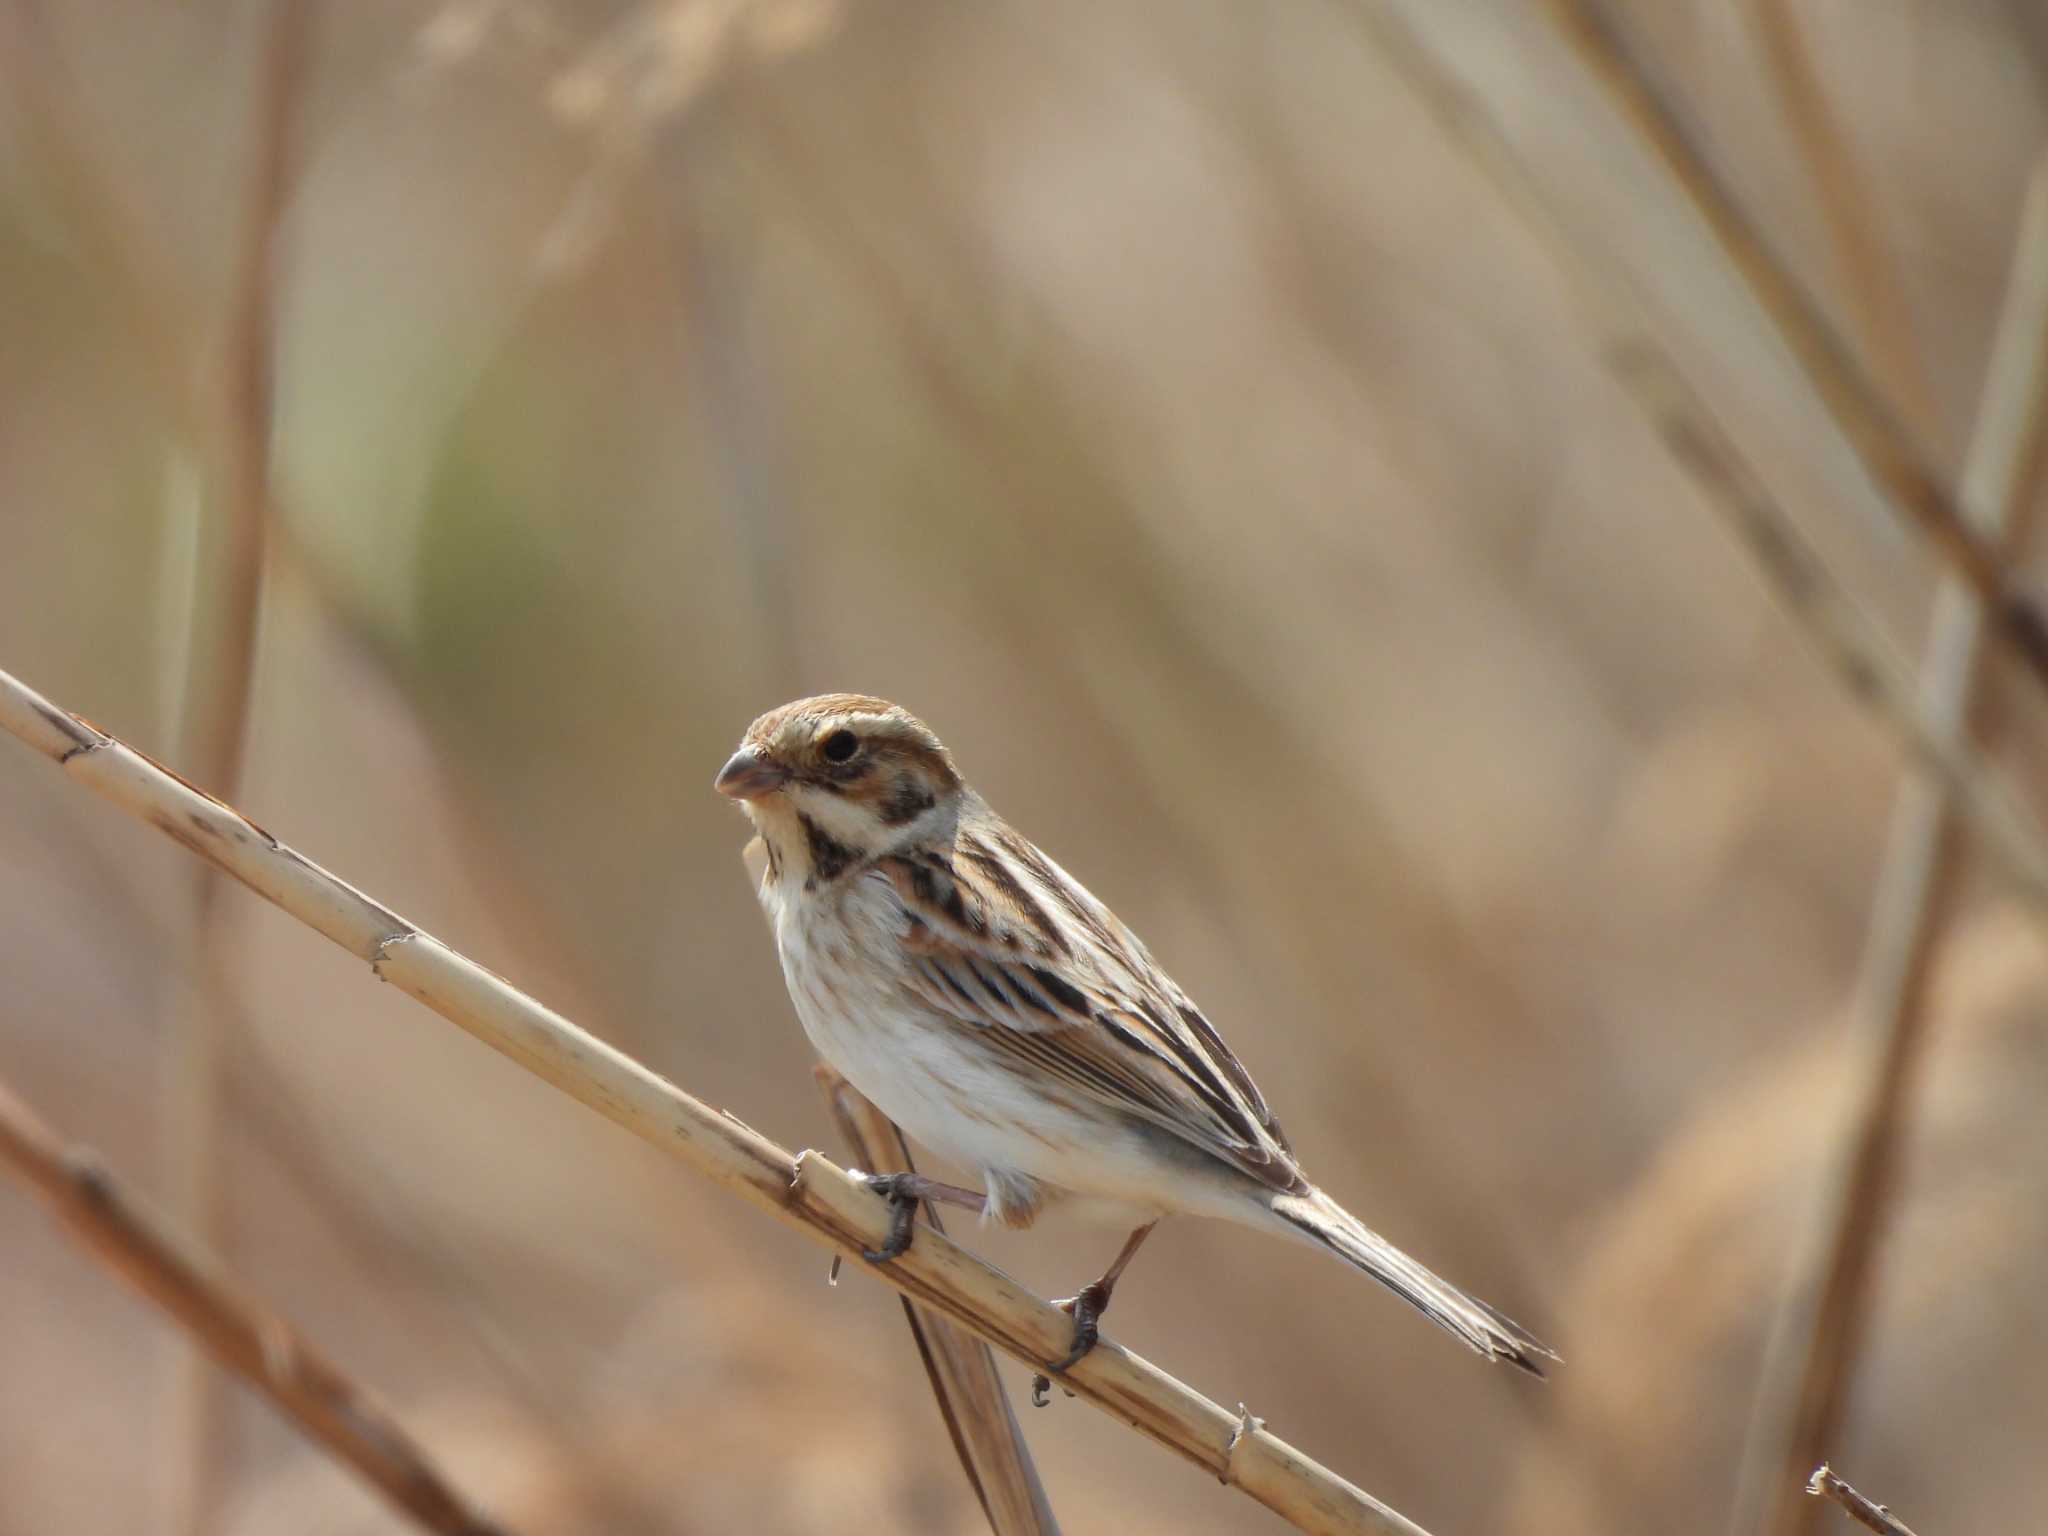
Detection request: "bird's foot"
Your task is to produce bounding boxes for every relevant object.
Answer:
[857,1172,922,1262]
[1029,1279,1113,1404]
[1051,1280,1111,1370]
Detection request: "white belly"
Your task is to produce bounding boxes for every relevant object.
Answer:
[765,870,1205,1222]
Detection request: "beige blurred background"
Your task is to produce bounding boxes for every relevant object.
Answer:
[2,1,2046,1532]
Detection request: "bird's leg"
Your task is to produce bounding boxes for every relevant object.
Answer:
[854,1171,986,1263]
[1036,1221,1158,1397]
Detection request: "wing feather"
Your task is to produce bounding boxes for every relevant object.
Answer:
[877,806,1306,1195]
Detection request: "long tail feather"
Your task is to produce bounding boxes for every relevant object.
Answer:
[1270,1187,1558,1377]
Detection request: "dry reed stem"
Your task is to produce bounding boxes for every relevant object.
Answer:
[817,1067,1062,1536]
[1734,157,2048,1536]
[1532,0,2048,691]
[1342,2,2048,926]
[0,1073,508,1535]
[160,7,316,1529]
[1806,1466,1924,1536]
[0,667,1432,1536]
[1741,0,1939,440]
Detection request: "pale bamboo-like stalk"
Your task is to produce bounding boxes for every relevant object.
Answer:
[0,666,1432,1536]
[1733,157,2048,1536]
[817,1067,1061,1536]
[0,1073,507,1536]
[160,7,315,1529]
[1806,1466,1924,1536]
[1339,2,2048,926]
[1530,0,2048,689]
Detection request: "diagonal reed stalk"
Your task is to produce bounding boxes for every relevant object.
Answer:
[0,1072,507,1535]
[1740,0,1939,443]
[1533,0,2048,692]
[1340,2,2048,926]
[817,1067,1061,1536]
[1343,9,2048,1525]
[1806,1466,1924,1536]
[0,665,1433,1536]
[1733,157,2048,1536]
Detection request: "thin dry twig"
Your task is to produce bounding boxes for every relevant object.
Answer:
[1339,3,2048,928]
[1807,1465,1924,1536]
[0,1073,507,1536]
[1533,0,2048,691]
[0,667,1433,1536]
[159,7,317,1528]
[1741,0,1938,440]
[1734,157,2048,1536]
[817,1067,1061,1536]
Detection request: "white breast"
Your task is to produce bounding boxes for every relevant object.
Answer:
[758,868,1210,1226]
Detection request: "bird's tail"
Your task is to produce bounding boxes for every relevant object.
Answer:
[1268,1186,1558,1377]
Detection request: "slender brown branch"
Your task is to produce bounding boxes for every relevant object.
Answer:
[0,1073,507,1536]
[1338,3,2048,927]
[1742,0,1939,439]
[1807,1466,1924,1536]
[0,667,1433,1536]
[1533,0,2048,690]
[817,1067,1061,1536]
[1734,157,2048,1536]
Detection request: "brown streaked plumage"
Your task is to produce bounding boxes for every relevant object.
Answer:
[717,693,1556,1378]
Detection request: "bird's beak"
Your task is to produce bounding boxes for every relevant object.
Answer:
[715,747,789,801]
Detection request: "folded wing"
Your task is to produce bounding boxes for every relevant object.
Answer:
[877,809,1306,1196]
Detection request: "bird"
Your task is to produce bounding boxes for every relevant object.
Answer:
[715,693,1555,1382]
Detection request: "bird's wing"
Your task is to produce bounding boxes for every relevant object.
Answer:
[876,811,1305,1195]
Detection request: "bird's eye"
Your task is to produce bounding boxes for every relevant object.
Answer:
[821,729,860,763]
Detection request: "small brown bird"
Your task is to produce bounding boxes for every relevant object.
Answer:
[717,694,1554,1379]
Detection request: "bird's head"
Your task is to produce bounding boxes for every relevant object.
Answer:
[715,694,965,886]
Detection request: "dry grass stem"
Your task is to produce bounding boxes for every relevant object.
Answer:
[1741,0,1939,438]
[0,666,1433,1536]
[1533,0,2048,689]
[1343,2,2048,926]
[1807,1465,1924,1536]
[1733,156,2048,1536]
[0,1073,508,1536]
[158,7,317,1528]
[817,1067,1061,1536]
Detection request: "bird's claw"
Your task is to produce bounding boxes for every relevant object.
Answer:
[1049,1280,1108,1371]
[1030,1374,1065,1407]
[859,1172,920,1263]
[1029,1283,1108,1406]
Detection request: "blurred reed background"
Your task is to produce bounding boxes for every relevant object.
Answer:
[2,1,2045,1532]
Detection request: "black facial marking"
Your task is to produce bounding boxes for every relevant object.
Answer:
[798,812,861,887]
[879,775,937,827]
